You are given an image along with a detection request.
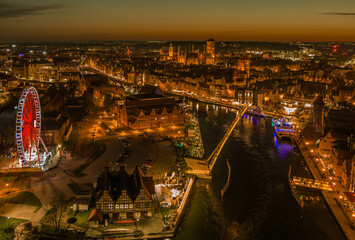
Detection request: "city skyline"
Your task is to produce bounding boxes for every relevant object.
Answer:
[1,0,355,43]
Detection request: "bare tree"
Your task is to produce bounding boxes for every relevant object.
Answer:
[46,194,71,231]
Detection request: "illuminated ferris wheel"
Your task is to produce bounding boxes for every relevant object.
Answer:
[13,87,42,168]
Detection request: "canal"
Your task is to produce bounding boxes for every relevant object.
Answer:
[174,101,345,240]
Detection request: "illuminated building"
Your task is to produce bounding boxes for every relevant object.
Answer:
[237,56,251,78]
[120,93,184,129]
[27,62,58,81]
[206,39,215,65]
[41,112,71,146]
[313,95,325,133]
[95,166,155,220]
[169,43,174,58]
[206,39,215,56]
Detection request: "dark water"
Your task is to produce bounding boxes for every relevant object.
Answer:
[174,102,345,240]
[0,108,16,133]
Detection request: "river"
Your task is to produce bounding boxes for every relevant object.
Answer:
[0,107,16,133]
[174,101,345,240]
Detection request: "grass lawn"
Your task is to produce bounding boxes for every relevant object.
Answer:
[1,176,17,183]
[1,172,38,184]
[0,191,42,212]
[160,208,171,219]
[0,216,26,240]
[69,208,92,228]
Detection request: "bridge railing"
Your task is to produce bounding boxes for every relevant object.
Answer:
[208,107,247,172]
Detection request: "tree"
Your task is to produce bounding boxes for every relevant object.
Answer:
[46,194,71,231]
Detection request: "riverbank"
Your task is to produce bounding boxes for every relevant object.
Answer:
[185,113,204,158]
[294,137,355,240]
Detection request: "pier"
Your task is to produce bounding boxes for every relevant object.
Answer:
[294,136,355,240]
[221,158,231,199]
[288,166,304,208]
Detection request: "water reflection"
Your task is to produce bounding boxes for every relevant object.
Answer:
[175,101,345,240]
[0,108,16,133]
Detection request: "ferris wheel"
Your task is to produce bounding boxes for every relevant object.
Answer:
[13,87,42,168]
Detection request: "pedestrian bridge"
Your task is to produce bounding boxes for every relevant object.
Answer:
[207,107,247,172]
[292,176,334,191]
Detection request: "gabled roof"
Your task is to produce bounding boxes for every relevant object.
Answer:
[96,166,155,202]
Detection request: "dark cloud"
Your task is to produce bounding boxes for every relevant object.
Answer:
[0,1,63,19]
[321,12,355,16]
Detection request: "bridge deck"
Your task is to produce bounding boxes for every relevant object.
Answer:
[208,107,247,171]
[292,176,334,191]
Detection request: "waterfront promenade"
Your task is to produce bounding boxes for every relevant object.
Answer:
[295,137,355,240]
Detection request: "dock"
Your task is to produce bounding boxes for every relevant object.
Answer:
[221,158,231,199]
[294,137,355,240]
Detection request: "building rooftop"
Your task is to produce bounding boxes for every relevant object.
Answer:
[96,166,155,202]
[127,93,166,101]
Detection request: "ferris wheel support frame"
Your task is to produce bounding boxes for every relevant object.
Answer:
[14,87,42,168]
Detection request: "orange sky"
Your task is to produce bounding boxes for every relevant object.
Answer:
[1,0,355,42]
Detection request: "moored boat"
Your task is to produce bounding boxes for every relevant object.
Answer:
[246,107,267,118]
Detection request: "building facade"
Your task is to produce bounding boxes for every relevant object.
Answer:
[120,93,184,129]
[95,166,155,220]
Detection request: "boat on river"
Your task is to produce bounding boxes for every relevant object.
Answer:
[246,107,267,118]
[272,118,294,139]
